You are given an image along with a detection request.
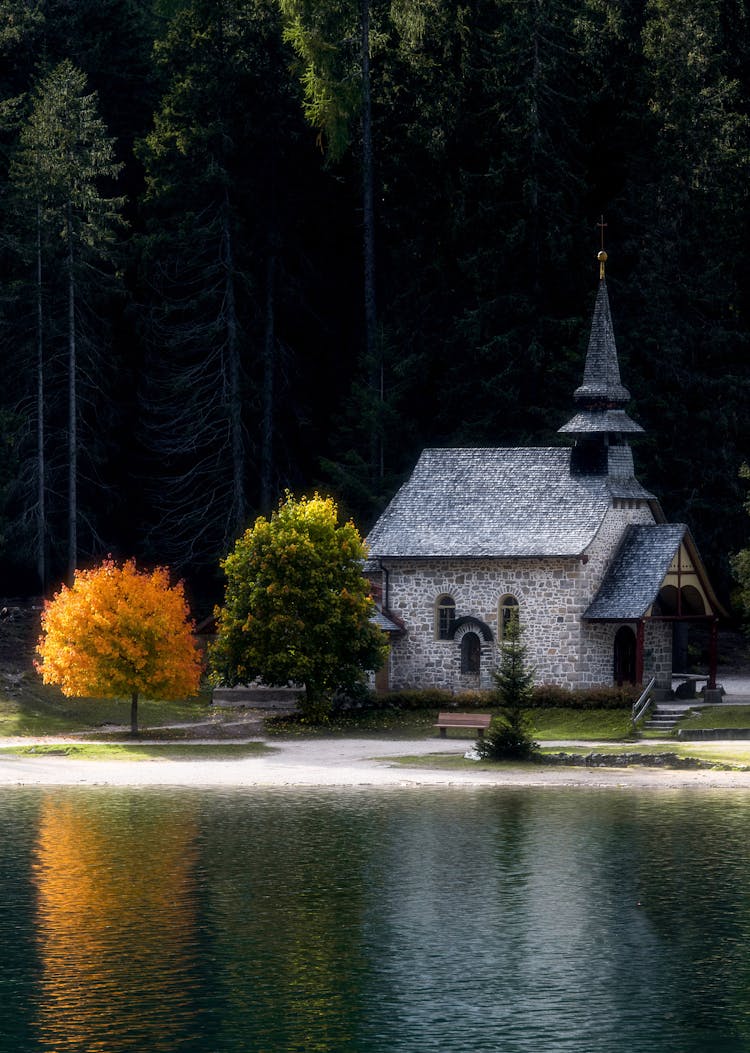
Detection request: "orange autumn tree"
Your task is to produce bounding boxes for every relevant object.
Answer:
[36,559,203,734]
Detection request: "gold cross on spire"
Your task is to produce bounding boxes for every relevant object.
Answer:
[597,215,608,279]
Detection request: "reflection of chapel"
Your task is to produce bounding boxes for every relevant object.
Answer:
[366,250,724,694]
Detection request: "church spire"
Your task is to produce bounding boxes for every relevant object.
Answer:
[572,278,632,408]
[559,241,642,438]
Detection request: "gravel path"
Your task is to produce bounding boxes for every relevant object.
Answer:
[2,734,750,790]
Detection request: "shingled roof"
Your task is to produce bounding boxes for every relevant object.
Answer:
[583,523,687,620]
[559,409,643,435]
[367,447,628,559]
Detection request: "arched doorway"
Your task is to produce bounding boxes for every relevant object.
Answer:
[613,626,637,685]
[461,632,481,674]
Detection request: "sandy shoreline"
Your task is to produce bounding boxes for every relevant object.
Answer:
[2,735,750,790]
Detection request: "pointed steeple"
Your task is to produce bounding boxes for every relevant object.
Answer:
[558,242,652,498]
[573,279,631,407]
[559,251,642,438]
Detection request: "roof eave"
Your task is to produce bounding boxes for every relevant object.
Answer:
[370,550,588,561]
[681,529,729,619]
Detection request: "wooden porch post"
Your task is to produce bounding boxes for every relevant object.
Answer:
[708,618,718,690]
[636,620,645,685]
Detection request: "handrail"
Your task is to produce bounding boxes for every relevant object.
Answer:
[631,677,656,727]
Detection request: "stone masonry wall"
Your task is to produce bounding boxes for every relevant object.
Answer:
[382,501,658,691]
[580,619,673,688]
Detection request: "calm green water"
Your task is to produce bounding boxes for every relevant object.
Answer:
[1,786,750,1053]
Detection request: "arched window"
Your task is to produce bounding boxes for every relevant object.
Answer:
[655,585,678,616]
[499,595,519,639]
[655,584,706,617]
[681,586,706,616]
[436,595,456,640]
[461,632,481,674]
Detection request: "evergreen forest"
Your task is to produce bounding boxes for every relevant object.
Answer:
[0,0,748,613]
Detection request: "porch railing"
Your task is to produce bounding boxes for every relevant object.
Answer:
[631,677,656,728]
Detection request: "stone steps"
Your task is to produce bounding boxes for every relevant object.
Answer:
[643,704,697,733]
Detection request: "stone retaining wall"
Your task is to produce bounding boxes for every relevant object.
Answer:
[678,729,750,740]
[543,752,724,769]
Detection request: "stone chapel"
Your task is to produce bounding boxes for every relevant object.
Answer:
[365,252,724,694]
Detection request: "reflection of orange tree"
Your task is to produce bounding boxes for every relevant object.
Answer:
[33,794,200,1052]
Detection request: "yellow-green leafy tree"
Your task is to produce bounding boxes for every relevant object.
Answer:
[36,559,203,734]
[211,493,387,721]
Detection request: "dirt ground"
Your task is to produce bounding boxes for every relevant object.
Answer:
[0,599,43,670]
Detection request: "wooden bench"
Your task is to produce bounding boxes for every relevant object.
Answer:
[435,712,492,738]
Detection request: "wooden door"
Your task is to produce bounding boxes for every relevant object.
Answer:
[613,626,637,685]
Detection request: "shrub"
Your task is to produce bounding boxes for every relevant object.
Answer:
[364,688,492,711]
[531,684,633,709]
[476,723,539,761]
[359,684,633,712]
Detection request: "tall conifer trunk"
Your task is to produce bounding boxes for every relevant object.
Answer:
[35,203,46,592]
[12,61,122,586]
[360,0,380,481]
[222,196,246,540]
[130,690,139,736]
[260,247,277,516]
[66,200,77,583]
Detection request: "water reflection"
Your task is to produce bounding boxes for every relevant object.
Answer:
[1,787,750,1052]
[203,794,372,1052]
[32,793,201,1051]
[0,789,42,1050]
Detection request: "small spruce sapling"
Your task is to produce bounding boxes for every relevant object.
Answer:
[477,613,539,760]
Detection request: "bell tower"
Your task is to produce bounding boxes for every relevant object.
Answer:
[558,237,649,499]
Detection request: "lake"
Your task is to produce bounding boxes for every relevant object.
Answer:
[1,785,749,1052]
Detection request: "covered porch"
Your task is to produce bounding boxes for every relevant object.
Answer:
[584,523,726,693]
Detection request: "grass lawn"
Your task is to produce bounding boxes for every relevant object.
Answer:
[527,707,633,740]
[267,706,634,741]
[0,741,273,761]
[387,752,535,772]
[679,705,750,730]
[667,742,750,767]
[0,676,214,737]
